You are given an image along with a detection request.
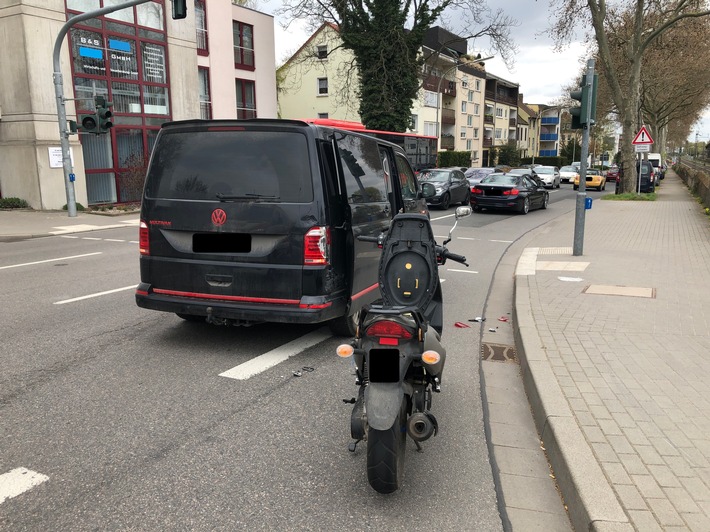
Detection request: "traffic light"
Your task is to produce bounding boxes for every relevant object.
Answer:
[172,0,187,19]
[79,113,99,134]
[95,96,113,133]
[569,73,598,129]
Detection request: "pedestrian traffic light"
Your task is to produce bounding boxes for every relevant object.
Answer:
[172,0,187,19]
[95,96,113,133]
[569,73,598,129]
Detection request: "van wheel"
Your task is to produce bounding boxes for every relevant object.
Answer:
[176,313,205,323]
[328,310,360,337]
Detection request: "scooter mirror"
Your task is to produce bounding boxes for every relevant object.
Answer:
[455,206,472,219]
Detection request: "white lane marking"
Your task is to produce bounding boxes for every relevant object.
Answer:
[489,239,513,243]
[447,268,479,274]
[59,236,79,239]
[220,328,331,380]
[0,468,49,504]
[103,239,126,242]
[81,237,102,241]
[54,285,136,305]
[457,237,479,240]
[0,252,102,271]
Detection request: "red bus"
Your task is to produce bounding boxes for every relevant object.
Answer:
[303,118,438,172]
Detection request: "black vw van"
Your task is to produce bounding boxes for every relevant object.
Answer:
[135,119,429,335]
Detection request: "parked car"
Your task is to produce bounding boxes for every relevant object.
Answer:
[135,118,429,337]
[534,166,561,188]
[418,167,471,209]
[464,167,496,187]
[559,165,579,184]
[470,172,549,214]
[606,165,620,183]
[573,169,607,191]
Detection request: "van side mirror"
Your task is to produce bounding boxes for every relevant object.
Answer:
[420,182,436,199]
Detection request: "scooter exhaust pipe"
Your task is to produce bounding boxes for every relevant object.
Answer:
[407,412,438,442]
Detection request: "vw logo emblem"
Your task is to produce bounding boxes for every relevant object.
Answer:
[211,208,227,226]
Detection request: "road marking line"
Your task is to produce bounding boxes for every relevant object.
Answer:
[0,468,49,504]
[447,268,478,274]
[103,239,126,242]
[54,284,136,305]
[0,252,102,271]
[59,236,79,239]
[220,328,331,380]
[81,237,102,241]
[458,237,479,241]
[489,239,513,243]
[516,247,539,276]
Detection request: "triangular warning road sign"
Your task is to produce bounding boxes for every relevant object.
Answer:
[632,126,654,145]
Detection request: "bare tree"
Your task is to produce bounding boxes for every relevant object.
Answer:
[551,0,710,192]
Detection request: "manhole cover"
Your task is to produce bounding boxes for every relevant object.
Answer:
[482,343,517,363]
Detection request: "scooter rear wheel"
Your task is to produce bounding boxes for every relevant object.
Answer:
[366,397,407,494]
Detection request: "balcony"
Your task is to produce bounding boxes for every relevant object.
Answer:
[483,137,493,148]
[540,133,558,141]
[539,149,558,157]
[199,100,212,120]
[423,75,456,97]
[440,134,455,150]
[509,117,517,128]
[541,117,559,125]
[441,108,456,125]
[484,114,494,124]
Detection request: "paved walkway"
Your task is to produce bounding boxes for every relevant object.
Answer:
[0,209,139,242]
[515,171,710,531]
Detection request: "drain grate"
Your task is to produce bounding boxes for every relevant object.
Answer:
[482,342,518,363]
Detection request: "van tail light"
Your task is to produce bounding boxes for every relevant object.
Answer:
[365,320,414,345]
[503,188,520,196]
[470,187,483,195]
[139,220,149,255]
[304,226,330,265]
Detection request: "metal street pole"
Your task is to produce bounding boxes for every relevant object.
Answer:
[573,58,595,256]
[53,0,152,216]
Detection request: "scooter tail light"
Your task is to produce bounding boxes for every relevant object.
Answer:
[365,320,413,340]
[336,344,354,358]
[139,220,149,255]
[421,350,441,365]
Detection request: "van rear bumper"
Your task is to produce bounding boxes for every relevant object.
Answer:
[135,283,347,324]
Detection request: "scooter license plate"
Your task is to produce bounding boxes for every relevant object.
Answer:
[368,348,400,383]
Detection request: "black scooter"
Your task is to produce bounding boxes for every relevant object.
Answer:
[337,202,471,494]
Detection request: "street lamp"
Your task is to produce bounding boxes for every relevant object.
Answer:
[434,55,494,149]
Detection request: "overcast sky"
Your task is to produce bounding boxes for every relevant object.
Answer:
[259,0,709,142]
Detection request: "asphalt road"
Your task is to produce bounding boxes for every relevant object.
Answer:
[0,184,586,530]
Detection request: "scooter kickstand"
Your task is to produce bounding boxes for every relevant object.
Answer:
[348,439,361,452]
[414,440,423,452]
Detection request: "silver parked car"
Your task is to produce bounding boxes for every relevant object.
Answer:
[559,165,579,184]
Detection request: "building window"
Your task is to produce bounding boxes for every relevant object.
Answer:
[460,127,466,139]
[317,77,328,95]
[496,107,503,117]
[198,67,211,119]
[318,112,329,118]
[424,90,438,108]
[473,127,479,139]
[316,44,327,59]
[468,90,474,102]
[467,115,473,126]
[236,78,256,119]
[466,139,472,150]
[461,101,467,113]
[475,79,481,91]
[472,150,479,160]
[495,128,502,139]
[195,0,207,55]
[233,21,254,70]
[424,121,437,137]
[410,114,418,131]
[474,103,480,115]
[461,76,468,88]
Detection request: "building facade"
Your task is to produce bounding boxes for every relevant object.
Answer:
[483,74,519,166]
[0,0,276,210]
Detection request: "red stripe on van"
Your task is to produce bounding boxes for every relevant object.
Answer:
[153,288,300,305]
[351,283,379,301]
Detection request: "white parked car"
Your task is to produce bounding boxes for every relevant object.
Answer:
[534,166,561,188]
[559,165,579,184]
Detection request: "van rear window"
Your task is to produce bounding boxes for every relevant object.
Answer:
[145,130,313,202]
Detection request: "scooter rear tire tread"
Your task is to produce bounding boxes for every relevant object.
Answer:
[366,398,407,494]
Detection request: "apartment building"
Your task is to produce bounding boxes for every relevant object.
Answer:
[482,74,519,166]
[0,0,276,209]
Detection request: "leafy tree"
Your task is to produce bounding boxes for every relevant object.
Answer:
[278,0,515,132]
[550,0,710,192]
[497,141,520,166]
[560,137,581,164]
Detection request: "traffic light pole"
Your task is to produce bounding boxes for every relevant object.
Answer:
[53,0,154,217]
[573,58,595,256]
